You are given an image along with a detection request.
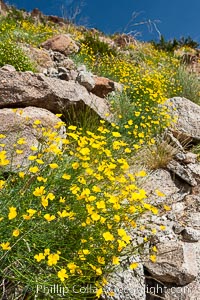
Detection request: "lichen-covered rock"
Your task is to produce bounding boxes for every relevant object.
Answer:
[0,64,16,72]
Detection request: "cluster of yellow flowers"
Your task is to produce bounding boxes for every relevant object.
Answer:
[0,115,167,298]
[0,17,59,46]
[76,40,182,148]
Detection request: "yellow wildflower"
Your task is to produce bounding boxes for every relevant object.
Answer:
[58,269,68,282]
[44,214,56,222]
[103,232,114,241]
[47,253,60,266]
[8,207,17,220]
[34,253,45,262]
[1,242,11,250]
[130,262,139,269]
[12,229,20,237]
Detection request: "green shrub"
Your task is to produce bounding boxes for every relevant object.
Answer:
[81,33,117,57]
[0,39,36,71]
[151,35,199,52]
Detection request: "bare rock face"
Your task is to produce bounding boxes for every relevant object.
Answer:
[168,97,200,142]
[0,70,112,121]
[0,107,65,168]
[40,34,79,56]
[145,242,198,286]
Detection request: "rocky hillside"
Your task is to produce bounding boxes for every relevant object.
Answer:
[0,1,200,300]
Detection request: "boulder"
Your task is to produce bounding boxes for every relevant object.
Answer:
[40,34,79,56]
[165,241,200,299]
[168,97,200,142]
[31,8,43,19]
[22,45,54,72]
[57,58,75,70]
[0,107,65,168]
[145,242,198,285]
[1,64,16,72]
[91,76,116,98]
[0,70,112,122]
[76,71,95,91]
[181,227,200,242]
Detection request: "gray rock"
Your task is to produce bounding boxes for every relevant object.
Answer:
[144,169,180,204]
[57,57,75,70]
[47,67,59,76]
[57,66,69,73]
[69,69,78,81]
[165,241,200,299]
[49,50,66,62]
[171,202,186,215]
[57,67,71,81]
[145,242,198,285]
[181,227,200,242]
[58,72,70,81]
[166,130,184,151]
[184,195,200,213]
[183,152,198,164]
[175,152,186,161]
[101,259,145,300]
[187,162,200,177]
[167,160,197,186]
[168,97,200,142]
[77,65,87,72]
[77,71,95,91]
[1,64,16,72]
[188,213,200,229]
[173,224,185,234]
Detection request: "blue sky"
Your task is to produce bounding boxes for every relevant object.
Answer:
[6,0,200,43]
